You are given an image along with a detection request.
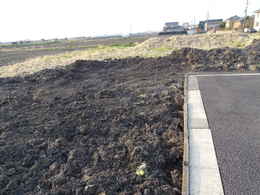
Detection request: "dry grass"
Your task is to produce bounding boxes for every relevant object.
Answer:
[0,31,260,78]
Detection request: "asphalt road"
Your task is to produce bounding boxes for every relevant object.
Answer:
[198,75,260,194]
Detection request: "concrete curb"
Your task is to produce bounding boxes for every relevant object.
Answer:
[183,73,224,195]
[182,74,189,195]
[187,72,260,77]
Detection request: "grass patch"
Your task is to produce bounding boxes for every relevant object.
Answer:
[110,42,137,48]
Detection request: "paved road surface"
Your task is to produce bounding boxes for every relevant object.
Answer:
[198,75,260,194]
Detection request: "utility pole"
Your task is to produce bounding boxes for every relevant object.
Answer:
[206,11,210,21]
[245,0,249,18]
[244,0,249,29]
[206,11,210,31]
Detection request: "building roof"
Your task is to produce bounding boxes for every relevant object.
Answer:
[205,19,223,23]
[200,19,223,23]
[165,22,178,26]
[226,15,242,21]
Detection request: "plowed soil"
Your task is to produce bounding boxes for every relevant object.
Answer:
[0,39,260,195]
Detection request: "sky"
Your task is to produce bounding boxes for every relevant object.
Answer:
[0,0,260,42]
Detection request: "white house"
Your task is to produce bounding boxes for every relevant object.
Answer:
[254,9,260,31]
[162,22,186,33]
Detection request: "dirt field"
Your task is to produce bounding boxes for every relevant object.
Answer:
[0,36,154,67]
[0,37,260,194]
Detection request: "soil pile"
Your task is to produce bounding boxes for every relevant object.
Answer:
[166,39,260,72]
[0,58,184,195]
[0,40,260,195]
[245,39,260,65]
[136,32,260,51]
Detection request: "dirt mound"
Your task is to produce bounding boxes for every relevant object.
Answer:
[167,47,248,71]
[0,58,184,195]
[1,40,260,194]
[136,32,260,51]
[164,40,260,72]
[245,39,260,65]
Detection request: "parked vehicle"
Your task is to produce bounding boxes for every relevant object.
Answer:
[244,28,257,33]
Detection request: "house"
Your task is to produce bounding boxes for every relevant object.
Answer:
[254,9,260,31]
[164,22,179,28]
[204,19,223,31]
[199,19,223,31]
[159,22,186,35]
[225,15,243,30]
[163,22,184,32]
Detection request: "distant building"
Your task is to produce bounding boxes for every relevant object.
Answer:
[225,15,243,30]
[159,22,186,35]
[199,21,206,31]
[204,19,223,31]
[164,22,179,29]
[254,9,260,31]
[199,19,223,31]
[163,22,185,32]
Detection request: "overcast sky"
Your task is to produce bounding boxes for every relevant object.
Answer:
[0,0,260,42]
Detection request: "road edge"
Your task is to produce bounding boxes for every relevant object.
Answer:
[182,74,189,195]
